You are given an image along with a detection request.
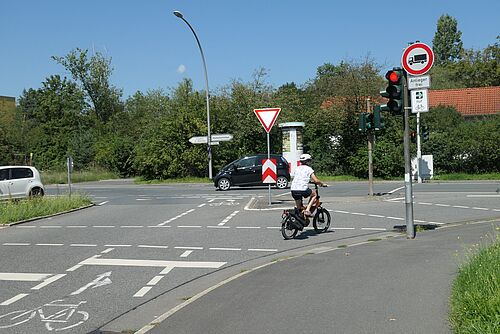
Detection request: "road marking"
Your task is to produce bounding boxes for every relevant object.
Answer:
[31,274,66,290]
[0,273,51,281]
[207,225,230,229]
[334,210,349,214]
[101,248,114,254]
[0,293,29,306]
[66,265,83,272]
[95,225,115,228]
[134,287,152,297]
[472,207,489,211]
[333,227,356,230]
[104,244,132,247]
[388,186,404,194]
[453,205,470,209]
[180,250,193,258]
[236,226,261,229]
[418,202,433,205]
[435,204,451,207]
[138,245,169,249]
[209,247,241,251]
[98,201,109,206]
[14,226,36,228]
[467,194,500,198]
[368,214,385,218]
[3,242,30,246]
[70,244,97,247]
[79,257,226,269]
[147,275,164,286]
[198,203,206,208]
[175,246,203,250]
[248,248,277,252]
[350,212,366,216]
[178,225,202,228]
[67,226,88,228]
[39,226,61,228]
[160,267,173,274]
[387,216,405,220]
[157,209,196,226]
[218,210,240,226]
[71,271,112,295]
[36,243,64,246]
[361,228,387,231]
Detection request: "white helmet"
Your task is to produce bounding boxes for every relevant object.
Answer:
[299,153,312,162]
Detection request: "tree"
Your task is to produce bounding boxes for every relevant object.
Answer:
[52,48,123,124]
[432,14,463,65]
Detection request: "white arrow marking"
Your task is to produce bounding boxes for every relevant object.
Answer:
[70,271,112,295]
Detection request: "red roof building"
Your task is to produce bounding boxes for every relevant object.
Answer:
[428,86,500,117]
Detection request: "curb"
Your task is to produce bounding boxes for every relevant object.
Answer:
[4,203,96,227]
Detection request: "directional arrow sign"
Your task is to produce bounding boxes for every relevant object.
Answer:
[254,108,281,133]
[189,134,233,144]
[262,158,277,184]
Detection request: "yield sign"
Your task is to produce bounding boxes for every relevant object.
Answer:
[262,158,277,184]
[254,108,281,133]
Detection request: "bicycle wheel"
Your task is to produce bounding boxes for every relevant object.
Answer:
[313,208,331,233]
[45,311,89,332]
[0,310,36,329]
[281,216,298,240]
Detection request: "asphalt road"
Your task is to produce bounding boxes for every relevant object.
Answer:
[0,180,498,333]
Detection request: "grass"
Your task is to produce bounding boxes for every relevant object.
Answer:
[41,168,119,185]
[0,194,93,225]
[450,234,500,334]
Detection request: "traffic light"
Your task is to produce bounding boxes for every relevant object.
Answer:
[422,126,430,142]
[410,131,417,143]
[380,68,404,116]
[373,105,384,130]
[358,112,374,132]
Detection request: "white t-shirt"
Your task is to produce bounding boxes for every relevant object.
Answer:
[291,165,314,191]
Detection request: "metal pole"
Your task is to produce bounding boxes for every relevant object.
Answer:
[367,98,374,196]
[174,11,212,179]
[267,132,271,206]
[416,111,422,183]
[402,72,415,239]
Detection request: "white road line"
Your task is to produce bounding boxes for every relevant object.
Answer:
[334,210,349,214]
[435,204,451,207]
[333,227,356,230]
[209,247,242,251]
[157,209,196,226]
[14,226,36,228]
[36,243,64,246]
[368,214,385,218]
[198,203,206,207]
[79,257,226,269]
[104,244,132,247]
[266,227,281,229]
[39,226,61,228]
[95,225,115,228]
[1,293,29,306]
[101,248,115,254]
[66,264,83,272]
[66,226,88,228]
[178,225,202,228]
[453,205,470,209]
[147,275,164,286]
[467,194,500,197]
[248,248,278,252]
[175,246,203,250]
[387,217,405,220]
[207,226,230,229]
[0,273,51,281]
[494,209,500,212]
[386,197,404,202]
[388,186,404,194]
[70,244,97,247]
[350,212,366,216]
[134,287,152,297]
[218,210,240,226]
[236,226,261,229]
[3,243,30,246]
[120,225,144,228]
[180,250,193,258]
[98,201,109,206]
[361,228,387,231]
[31,274,66,290]
[160,267,173,274]
[138,245,169,249]
[472,207,489,210]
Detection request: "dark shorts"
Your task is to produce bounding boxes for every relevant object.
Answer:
[291,188,312,200]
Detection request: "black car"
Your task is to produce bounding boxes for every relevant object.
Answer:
[214,154,290,191]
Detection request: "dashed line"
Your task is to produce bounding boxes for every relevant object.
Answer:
[95,225,115,228]
[180,250,193,257]
[39,226,61,229]
[3,243,30,246]
[198,203,206,208]
[101,248,115,254]
[218,210,240,226]
[70,244,97,247]
[147,275,164,286]
[453,205,470,209]
[98,201,109,206]
[158,209,196,226]
[248,248,278,252]
[36,243,64,246]
[178,225,202,228]
[435,204,451,207]
[120,225,144,228]
[368,214,385,218]
[31,274,66,290]
[138,245,169,249]
[104,244,132,247]
[66,226,88,228]
[1,293,29,306]
[236,226,261,229]
[134,287,152,298]
[472,207,489,211]
[209,247,242,251]
[418,202,433,205]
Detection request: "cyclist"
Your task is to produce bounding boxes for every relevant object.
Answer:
[290,153,326,216]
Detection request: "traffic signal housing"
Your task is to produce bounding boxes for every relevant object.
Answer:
[422,126,430,142]
[380,68,404,116]
[358,112,374,132]
[373,105,384,130]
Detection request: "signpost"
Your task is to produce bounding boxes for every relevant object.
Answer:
[254,108,281,205]
[189,134,233,144]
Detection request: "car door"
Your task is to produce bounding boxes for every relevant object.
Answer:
[9,167,33,197]
[232,156,258,185]
[0,168,10,199]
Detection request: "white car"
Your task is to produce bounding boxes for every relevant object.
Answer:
[0,166,45,200]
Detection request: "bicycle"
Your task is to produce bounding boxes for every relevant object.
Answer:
[281,182,331,239]
[0,299,89,331]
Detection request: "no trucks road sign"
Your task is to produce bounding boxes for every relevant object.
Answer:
[402,42,434,76]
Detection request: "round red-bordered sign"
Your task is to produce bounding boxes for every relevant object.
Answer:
[401,42,434,76]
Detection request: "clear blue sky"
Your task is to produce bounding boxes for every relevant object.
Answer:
[1,0,498,100]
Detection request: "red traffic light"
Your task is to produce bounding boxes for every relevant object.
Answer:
[386,70,401,83]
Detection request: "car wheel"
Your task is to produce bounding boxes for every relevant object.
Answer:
[217,178,231,191]
[276,176,289,189]
[29,187,44,198]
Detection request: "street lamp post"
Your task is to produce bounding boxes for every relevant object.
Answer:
[173,10,212,179]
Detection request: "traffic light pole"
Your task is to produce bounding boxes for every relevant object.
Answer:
[367,98,374,196]
[402,73,416,239]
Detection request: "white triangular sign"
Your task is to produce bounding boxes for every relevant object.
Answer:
[254,108,281,133]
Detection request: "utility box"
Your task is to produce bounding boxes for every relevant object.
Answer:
[279,122,305,177]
